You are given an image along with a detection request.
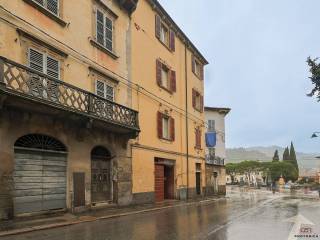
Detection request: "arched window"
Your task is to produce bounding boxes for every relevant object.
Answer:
[14,134,67,152]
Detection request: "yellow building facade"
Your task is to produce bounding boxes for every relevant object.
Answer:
[0,0,208,220]
[130,0,208,203]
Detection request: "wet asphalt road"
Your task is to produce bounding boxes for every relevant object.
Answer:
[2,187,320,240]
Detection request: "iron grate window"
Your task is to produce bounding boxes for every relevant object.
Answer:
[15,134,67,152]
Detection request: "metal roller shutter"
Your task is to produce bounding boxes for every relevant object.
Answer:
[13,148,67,215]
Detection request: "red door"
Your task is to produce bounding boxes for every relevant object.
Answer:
[155,164,164,202]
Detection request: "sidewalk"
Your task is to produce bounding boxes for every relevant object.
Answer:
[0,196,223,237]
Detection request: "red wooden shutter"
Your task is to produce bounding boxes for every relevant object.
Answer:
[195,128,199,148]
[198,129,202,149]
[155,15,161,39]
[200,95,204,112]
[157,111,163,139]
[170,117,175,141]
[169,30,175,52]
[192,89,196,108]
[170,70,176,92]
[192,55,195,73]
[200,65,204,80]
[156,59,162,86]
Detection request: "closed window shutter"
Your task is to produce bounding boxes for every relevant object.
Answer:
[29,48,44,73]
[105,17,113,51]
[157,111,163,139]
[198,129,202,148]
[169,30,175,52]
[156,59,162,86]
[46,56,59,79]
[105,84,114,101]
[195,129,199,148]
[192,89,196,109]
[200,65,204,80]
[192,55,195,73]
[96,10,104,45]
[170,70,176,92]
[47,0,59,15]
[170,117,175,141]
[155,15,161,39]
[96,80,105,98]
[200,95,204,112]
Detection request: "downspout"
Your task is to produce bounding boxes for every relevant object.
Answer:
[185,43,189,200]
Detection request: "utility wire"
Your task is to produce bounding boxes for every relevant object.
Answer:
[0,6,206,124]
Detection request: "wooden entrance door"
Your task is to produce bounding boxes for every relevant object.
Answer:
[91,158,111,203]
[155,164,164,202]
[196,172,201,195]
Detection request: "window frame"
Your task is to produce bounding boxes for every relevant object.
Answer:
[208,120,215,132]
[162,115,170,140]
[96,8,114,53]
[160,23,169,47]
[95,79,115,102]
[28,47,60,80]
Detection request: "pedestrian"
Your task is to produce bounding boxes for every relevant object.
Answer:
[318,187,320,198]
[272,182,276,194]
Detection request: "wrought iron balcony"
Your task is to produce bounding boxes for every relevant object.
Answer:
[0,56,140,134]
[205,155,225,166]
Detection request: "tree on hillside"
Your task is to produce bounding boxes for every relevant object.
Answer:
[307,57,320,101]
[289,142,299,171]
[283,147,290,161]
[268,162,298,182]
[272,150,280,162]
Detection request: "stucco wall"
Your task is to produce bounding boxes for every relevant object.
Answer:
[0,106,132,219]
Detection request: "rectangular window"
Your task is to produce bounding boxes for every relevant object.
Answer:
[96,9,113,52]
[155,15,175,52]
[160,23,169,46]
[192,56,204,80]
[96,80,114,102]
[195,128,202,149]
[28,48,60,79]
[162,116,170,140]
[208,120,215,132]
[161,66,169,89]
[156,60,176,93]
[157,112,175,141]
[192,89,203,112]
[208,148,215,160]
[33,0,59,16]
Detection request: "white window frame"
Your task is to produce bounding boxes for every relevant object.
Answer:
[161,66,169,89]
[34,0,60,16]
[96,9,114,52]
[194,59,201,77]
[95,79,115,102]
[28,47,60,80]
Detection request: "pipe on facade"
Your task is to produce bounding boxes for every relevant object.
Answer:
[185,43,189,200]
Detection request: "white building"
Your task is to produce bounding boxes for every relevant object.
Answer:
[204,107,230,195]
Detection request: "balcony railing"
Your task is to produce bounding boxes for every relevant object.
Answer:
[205,155,225,166]
[0,56,139,133]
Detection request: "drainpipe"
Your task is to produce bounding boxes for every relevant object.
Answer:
[185,43,189,200]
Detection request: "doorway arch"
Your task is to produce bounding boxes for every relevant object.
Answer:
[13,134,67,216]
[91,146,112,203]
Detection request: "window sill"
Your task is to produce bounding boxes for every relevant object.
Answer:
[193,107,203,113]
[23,0,67,27]
[159,137,174,143]
[90,39,119,60]
[159,85,173,95]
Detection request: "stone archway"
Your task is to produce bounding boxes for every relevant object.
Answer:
[91,146,112,203]
[13,134,67,216]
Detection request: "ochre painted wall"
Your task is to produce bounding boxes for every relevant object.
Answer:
[130,0,206,198]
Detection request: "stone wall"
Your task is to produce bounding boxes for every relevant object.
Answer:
[0,106,134,219]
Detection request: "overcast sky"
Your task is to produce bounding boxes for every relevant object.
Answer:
[159,0,320,153]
